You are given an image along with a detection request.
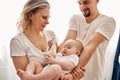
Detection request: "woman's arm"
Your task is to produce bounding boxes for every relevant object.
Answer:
[12,56,29,71]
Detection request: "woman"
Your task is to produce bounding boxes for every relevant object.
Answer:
[10,0,61,80]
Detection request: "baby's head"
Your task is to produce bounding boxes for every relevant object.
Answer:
[61,39,83,56]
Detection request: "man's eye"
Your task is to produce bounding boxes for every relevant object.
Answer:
[42,16,47,19]
[84,1,89,5]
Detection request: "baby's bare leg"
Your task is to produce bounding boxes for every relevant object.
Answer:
[18,64,62,80]
[34,64,62,80]
[35,62,43,74]
[26,61,43,74]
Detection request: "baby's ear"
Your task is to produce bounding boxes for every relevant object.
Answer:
[76,50,81,56]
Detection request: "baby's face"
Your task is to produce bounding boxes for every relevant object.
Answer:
[61,40,78,56]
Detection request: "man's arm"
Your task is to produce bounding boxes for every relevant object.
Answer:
[78,32,107,67]
[71,32,107,79]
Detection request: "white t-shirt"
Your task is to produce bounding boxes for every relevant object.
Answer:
[10,30,57,66]
[69,14,116,80]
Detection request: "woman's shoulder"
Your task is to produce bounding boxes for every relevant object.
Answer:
[11,33,25,42]
[12,33,24,39]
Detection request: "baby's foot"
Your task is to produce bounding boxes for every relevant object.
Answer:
[17,69,34,80]
[17,69,25,79]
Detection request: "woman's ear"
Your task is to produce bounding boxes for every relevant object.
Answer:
[29,12,33,20]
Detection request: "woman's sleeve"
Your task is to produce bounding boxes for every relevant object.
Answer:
[10,38,26,56]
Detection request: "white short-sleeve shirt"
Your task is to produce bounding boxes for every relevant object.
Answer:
[69,14,116,80]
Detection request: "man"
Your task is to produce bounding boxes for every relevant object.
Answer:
[59,0,116,80]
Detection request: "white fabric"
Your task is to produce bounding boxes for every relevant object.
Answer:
[56,53,79,73]
[10,30,57,66]
[69,14,116,80]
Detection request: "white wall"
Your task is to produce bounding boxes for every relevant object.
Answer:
[0,0,119,46]
[0,0,120,80]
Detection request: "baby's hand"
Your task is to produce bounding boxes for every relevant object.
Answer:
[48,40,52,50]
[46,55,56,64]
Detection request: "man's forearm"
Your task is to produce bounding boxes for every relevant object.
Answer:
[78,45,96,67]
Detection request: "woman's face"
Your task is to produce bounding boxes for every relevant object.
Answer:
[30,7,50,31]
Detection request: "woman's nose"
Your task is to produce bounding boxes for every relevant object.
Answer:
[45,19,49,24]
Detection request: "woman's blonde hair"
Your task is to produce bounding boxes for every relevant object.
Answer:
[17,0,50,32]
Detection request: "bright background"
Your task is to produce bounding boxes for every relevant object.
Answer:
[0,0,120,48]
[0,0,120,80]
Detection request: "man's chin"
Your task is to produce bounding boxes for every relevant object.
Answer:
[82,12,90,17]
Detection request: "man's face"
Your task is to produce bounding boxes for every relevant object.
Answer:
[78,0,98,17]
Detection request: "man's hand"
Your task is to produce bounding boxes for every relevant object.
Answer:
[60,66,85,80]
[60,73,73,80]
[72,66,85,79]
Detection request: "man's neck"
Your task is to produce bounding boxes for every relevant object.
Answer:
[85,12,100,23]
